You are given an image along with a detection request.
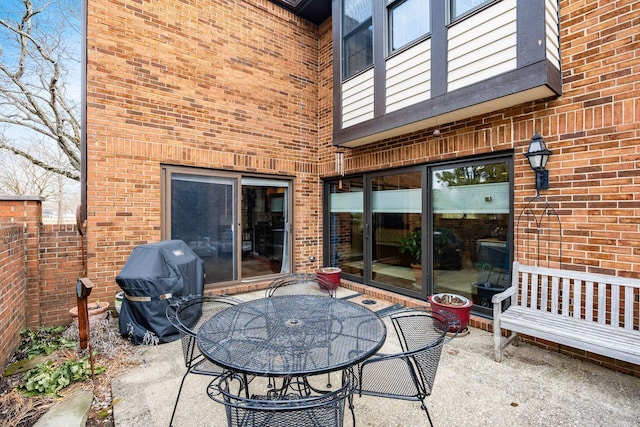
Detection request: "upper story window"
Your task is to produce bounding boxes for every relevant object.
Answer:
[343,0,373,79]
[388,0,430,52]
[450,0,493,20]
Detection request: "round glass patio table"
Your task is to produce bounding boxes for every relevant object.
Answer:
[196,295,387,377]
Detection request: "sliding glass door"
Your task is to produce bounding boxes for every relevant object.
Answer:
[327,177,364,278]
[241,179,290,278]
[432,161,511,314]
[163,167,292,285]
[169,173,238,283]
[370,170,423,292]
[324,155,512,313]
[325,170,424,296]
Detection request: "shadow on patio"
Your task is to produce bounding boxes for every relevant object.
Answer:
[112,287,640,427]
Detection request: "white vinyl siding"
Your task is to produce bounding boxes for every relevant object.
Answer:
[447,0,517,91]
[545,0,560,70]
[385,39,431,113]
[342,69,375,128]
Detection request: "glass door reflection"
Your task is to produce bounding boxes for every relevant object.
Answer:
[431,161,510,311]
[328,178,364,279]
[241,179,290,278]
[171,174,237,284]
[370,171,422,292]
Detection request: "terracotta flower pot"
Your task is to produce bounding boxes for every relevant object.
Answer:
[69,302,110,322]
[429,293,472,333]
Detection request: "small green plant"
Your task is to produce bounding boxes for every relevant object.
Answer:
[475,261,492,271]
[398,228,421,265]
[19,326,77,359]
[19,355,106,397]
[398,227,460,267]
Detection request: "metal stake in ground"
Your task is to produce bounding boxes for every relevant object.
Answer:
[76,277,96,380]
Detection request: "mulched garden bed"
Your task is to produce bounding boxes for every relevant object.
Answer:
[0,316,141,427]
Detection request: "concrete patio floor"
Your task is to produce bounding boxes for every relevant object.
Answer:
[112,288,640,426]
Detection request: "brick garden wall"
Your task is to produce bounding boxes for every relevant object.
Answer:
[0,198,84,370]
[0,225,27,369]
[38,225,85,326]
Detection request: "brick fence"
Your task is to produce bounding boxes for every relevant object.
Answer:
[0,224,27,372]
[0,196,84,369]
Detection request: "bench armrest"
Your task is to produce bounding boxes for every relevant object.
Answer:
[492,285,517,362]
[491,286,517,304]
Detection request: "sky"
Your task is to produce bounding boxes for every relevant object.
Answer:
[0,0,82,145]
[0,0,82,212]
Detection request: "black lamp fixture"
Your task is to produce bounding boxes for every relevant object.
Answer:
[524,131,552,192]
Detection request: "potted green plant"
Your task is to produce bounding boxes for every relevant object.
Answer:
[399,227,462,285]
[399,228,421,266]
[398,227,455,265]
[398,228,422,284]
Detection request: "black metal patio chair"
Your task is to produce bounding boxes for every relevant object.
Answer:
[208,371,352,427]
[352,308,456,426]
[165,294,244,426]
[265,273,337,298]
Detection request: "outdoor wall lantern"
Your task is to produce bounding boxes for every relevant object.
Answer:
[524,132,552,192]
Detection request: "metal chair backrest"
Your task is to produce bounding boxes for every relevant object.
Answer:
[165,295,243,426]
[166,295,241,367]
[354,308,456,426]
[266,273,336,298]
[209,372,351,427]
[391,309,453,397]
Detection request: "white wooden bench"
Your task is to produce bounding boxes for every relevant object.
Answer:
[492,261,640,365]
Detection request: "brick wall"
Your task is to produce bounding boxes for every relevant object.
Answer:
[84,0,638,373]
[317,0,640,278]
[0,198,43,327]
[38,225,85,326]
[86,0,322,298]
[0,198,85,370]
[84,0,640,295]
[314,0,640,373]
[0,225,26,369]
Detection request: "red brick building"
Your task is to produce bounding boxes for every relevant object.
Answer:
[84,0,639,321]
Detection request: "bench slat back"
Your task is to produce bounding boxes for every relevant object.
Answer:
[512,262,640,331]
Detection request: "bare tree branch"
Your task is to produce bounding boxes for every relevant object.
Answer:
[0,136,79,224]
[0,137,78,180]
[0,0,80,179]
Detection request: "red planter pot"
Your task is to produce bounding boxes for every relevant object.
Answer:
[429,293,472,333]
[316,267,342,291]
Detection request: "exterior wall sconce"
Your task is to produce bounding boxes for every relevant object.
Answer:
[524,132,552,193]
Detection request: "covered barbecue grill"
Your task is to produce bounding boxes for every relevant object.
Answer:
[116,240,204,344]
